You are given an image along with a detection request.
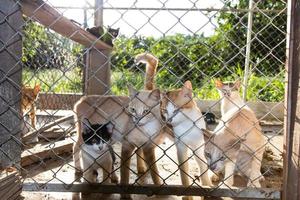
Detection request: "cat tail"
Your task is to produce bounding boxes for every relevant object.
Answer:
[135,53,158,90]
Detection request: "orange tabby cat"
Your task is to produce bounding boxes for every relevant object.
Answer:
[161,81,212,197]
[21,84,40,129]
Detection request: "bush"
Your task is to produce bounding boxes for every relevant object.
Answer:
[22,68,82,93]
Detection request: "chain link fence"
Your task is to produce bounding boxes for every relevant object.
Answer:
[0,0,286,199]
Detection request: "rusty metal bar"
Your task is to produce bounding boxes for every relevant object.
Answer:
[22,183,280,199]
[282,0,300,200]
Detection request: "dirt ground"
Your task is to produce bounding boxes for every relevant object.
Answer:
[21,131,283,200]
[20,113,283,200]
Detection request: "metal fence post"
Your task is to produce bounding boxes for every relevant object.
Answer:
[85,48,111,95]
[283,0,300,199]
[242,0,254,101]
[0,0,23,170]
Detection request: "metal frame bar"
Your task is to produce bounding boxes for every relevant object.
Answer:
[52,6,285,13]
[242,0,254,100]
[11,0,287,199]
[22,183,280,199]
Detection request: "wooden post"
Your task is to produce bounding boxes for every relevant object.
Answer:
[84,0,111,95]
[85,48,111,95]
[283,0,300,200]
[21,0,111,50]
[0,0,23,170]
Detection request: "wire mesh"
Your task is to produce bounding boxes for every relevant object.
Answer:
[0,0,286,199]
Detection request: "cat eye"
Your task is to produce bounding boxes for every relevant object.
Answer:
[222,89,231,97]
[205,152,211,158]
[220,156,226,161]
[143,109,150,115]
[174,108,180,114]
[161,108,167,114]
[129,107,136,113]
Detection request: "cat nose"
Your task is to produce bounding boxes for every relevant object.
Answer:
[133,116,142,123]
[166,117,172,125]
[224,92,231,97]
[98,146,103,151]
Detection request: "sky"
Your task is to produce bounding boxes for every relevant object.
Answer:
[47,0,226,37]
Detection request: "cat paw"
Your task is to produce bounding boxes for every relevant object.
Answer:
[259,176,265,184]
[74,170,83,181]
[136,171,151,185]
[247,175,265,188]
[211,173,220,182]
[182,196,193,200]
[111,173,119,184]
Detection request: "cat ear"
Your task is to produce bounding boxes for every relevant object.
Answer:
[106,122,114,135]
[215,79,223,89]
[227,137,246,150]
[34,84,40,95]
[233,80,241,90]
[82,118,91,133]
[149,89,160,100]
[107,123,113,133]
[181,81,193,98]
[128,84,138,98]
[184,80,192,90]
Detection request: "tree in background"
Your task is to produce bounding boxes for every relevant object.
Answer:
[21,1,286,101]
[211,0,286,76]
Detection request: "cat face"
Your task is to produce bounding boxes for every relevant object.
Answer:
[82,119,112,153]
[127,86,160,126]
[162,81,194,125]
[204,140,227,173]
[215,80,241,98]
[108,27,119,38]
[204,136,241,173]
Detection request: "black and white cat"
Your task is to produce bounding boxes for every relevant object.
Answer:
[86,26,119,46]
[80,118,118,184]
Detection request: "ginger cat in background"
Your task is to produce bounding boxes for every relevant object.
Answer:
[21,84,40,130]
[162,81,212,199]
[204,80,265,187]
